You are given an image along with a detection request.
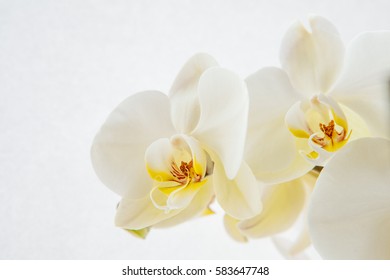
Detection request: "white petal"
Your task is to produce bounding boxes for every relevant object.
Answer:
[331,31,390,139]
[280,15,345,96]
[246,67,304,117]
[115,195,180,230]
[238,175,307,238]
[308,138,390,259]
[192,67,248,179]
[247,119,314,184]
[91,91,176,198]
[245,68,313,184]
[340,104,370,141]
[169,53,219,133]
[213,161,263,220]
[154,179,214,228]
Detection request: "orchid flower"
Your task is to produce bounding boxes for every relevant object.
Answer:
[245,15,390,184]
[308,137,390,259]
[224,16,390,259]
[91,53,262,236]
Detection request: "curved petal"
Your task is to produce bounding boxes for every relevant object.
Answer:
[237,175,308,238]
[331,31,390,139]
[272,171,317,259]
[224,214,248,243]
[91,91,176,199]
[213,161,263,220]
[340,104,370,141]
[280,15,345,96]
[169,53,219,134]
[119,178,214,231]
[149,182,183,211]
[308,138,390,259]
[154,178,214,228]
[192,67,248,179]
[167,180,207,209]
[302,133,334,166]
[245,68,313,184]
[115,195,181,230]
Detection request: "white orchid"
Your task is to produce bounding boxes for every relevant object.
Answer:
[224,16,390,259]
[91,53,262,236]
[308,137,390,259]
[245,15,390,184]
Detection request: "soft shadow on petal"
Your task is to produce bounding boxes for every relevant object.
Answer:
[154,178,214,228]
[308,138,390,259]
[192,68,248,179]
[170,53,219,134]
[271,171,317,259]
[115,195,181,230]
[117,176,214,230]
[238,175,307,238]
[246,67,303,118]
[214,161,263,220]
[224,214,248,243]
[331,31,390,139]
[91,91,176,199]
[245,68,313,184]
[280,15,345,96]
[167,180,206,210]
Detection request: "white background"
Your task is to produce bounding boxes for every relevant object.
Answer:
[1,0,389,259]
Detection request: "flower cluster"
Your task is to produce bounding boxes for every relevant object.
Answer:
[91,16,390,259]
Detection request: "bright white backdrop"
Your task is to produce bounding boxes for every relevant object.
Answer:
[1,0,389,259]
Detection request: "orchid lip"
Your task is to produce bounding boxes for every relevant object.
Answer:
[145,136,209,212]
[286,94,352,164]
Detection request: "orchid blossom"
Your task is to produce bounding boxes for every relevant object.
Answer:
[224,16,390,259]
[91,53,262,236]
[245,16,390,184]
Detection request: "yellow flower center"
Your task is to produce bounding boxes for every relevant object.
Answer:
[311,119,351,152]
[144,136,209,211]
[286,95,354,163]
[170,160,202,185]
